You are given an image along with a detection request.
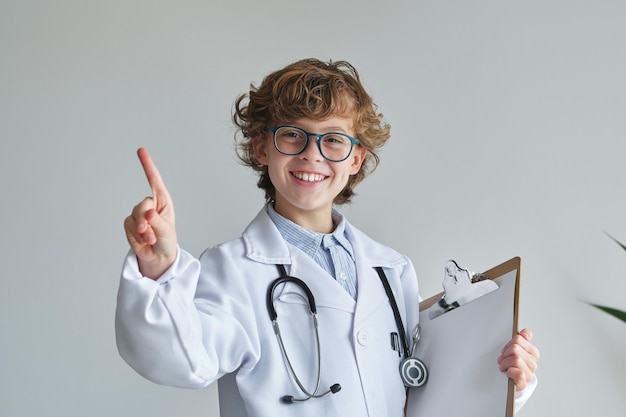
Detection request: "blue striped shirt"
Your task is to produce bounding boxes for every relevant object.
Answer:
[267,205,358,299]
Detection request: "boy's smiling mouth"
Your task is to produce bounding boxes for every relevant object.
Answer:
[292,171,327,183]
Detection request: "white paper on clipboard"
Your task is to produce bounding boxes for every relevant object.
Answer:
[405,257,521,417]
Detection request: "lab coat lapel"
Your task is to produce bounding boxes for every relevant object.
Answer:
[288,249,356,312]
[242,207,355,312]
[344,220,406,328]
[242,208,292,266]
[351,240,390,327]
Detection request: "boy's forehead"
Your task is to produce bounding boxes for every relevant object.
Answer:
[286,114,356,129]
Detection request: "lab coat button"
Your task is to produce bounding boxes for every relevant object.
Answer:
[357,329,370,346]
[339,272,347,281]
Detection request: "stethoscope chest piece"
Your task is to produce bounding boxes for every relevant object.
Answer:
[400,323,429,388]
[400,357,429,388]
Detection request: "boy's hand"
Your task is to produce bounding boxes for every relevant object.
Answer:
[124,148,177,279]
[497,328,540,391]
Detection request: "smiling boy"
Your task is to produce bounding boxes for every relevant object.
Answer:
[116,58,539,417]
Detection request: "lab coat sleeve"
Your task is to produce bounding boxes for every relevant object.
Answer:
[514,374,538,414]
[115,247,218,388]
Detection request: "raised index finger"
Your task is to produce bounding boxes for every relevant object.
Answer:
[137,147,168,202]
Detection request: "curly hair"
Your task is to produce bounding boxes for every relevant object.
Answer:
[233,58,391,205]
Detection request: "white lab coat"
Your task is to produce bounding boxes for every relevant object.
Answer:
[115,206,534,416]
[116,206,417,416]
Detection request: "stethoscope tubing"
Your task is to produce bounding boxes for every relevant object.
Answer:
[272,312,324,399]
[267,275,317,320]
[268,273,339,402]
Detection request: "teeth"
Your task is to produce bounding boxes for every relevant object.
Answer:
[294,172,325,182]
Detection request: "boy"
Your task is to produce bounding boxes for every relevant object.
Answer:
[116,58,539,416]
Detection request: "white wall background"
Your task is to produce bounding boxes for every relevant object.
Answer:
[1,0,625,415]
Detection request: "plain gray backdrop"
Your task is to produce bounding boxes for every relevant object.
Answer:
[2,0,625,415]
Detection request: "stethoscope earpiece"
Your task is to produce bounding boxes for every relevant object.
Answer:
[280,395,295,404]
[279,383,341,404]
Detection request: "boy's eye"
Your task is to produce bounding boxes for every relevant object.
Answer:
[280,129,306,140]
[322,134,349,146]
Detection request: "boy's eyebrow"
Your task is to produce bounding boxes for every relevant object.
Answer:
[288,124,353,134]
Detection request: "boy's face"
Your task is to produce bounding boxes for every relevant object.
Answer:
[254,115,366,228]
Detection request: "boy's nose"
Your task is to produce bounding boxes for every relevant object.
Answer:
[299,136,324,161]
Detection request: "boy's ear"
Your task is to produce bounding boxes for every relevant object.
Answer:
[252,136,269,165]
[349,146,367,175]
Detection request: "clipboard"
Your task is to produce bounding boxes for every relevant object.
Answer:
[405,257,521,417]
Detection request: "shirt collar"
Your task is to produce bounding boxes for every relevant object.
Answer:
[267,204,354,259]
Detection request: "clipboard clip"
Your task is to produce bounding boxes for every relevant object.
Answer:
[430,260,498,319]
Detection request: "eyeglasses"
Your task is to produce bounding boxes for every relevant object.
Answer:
[268,126,360,162]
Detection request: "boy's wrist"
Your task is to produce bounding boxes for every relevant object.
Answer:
[137,253,176,280]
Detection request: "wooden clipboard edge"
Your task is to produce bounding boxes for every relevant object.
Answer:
[487,257,521,417]
[416,256,522,417]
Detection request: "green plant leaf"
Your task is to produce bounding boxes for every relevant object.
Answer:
[604,231,626,253]
[588,303,626,324]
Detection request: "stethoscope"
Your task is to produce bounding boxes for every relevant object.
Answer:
[267,264,428,405]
